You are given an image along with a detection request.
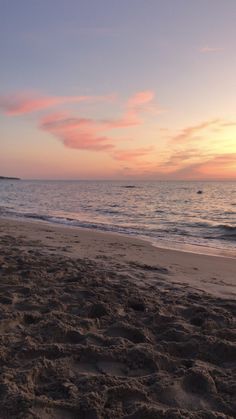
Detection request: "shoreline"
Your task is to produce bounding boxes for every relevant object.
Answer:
[1,217,236,299]
[1,214,236,260]
[0,216,235,417]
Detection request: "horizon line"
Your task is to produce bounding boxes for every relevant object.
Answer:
[3,178,236,182]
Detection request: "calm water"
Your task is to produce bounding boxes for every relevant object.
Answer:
[0,180,236,255]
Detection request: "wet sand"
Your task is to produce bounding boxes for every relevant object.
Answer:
[0,218,235,418]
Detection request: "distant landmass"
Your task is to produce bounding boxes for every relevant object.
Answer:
[0,176,21,180]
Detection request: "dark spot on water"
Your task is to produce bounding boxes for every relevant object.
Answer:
[122,185,136,189]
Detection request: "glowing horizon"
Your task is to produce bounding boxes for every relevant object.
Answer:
[1,1,236,180]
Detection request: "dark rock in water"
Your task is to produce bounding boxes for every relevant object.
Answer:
[197,190,203,194]
[122,185,136,189]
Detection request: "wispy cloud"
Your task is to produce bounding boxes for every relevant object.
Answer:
[0,88,159,160]
[199,45,223,53]
[155,118,236,179]
[36,90,159,158]
[0,92,115,115]
[165,153,236,180]
[171,119,221,143]
[124,151,236,180]
[103,90,161,129]
[4,87,234,179]
[158,148,209,169]
[127,91,155,108]
[40,112,115,151]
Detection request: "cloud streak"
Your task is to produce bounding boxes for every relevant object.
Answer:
[155,117,236,179]
[3,87,234,179]
[37,90,159,159]
[167,153,236,179]
[0,92,115,115]
[127,91,155,108]
[171,119,222,143]
[0,88,158,161]
[128,151,236,180]
[199,46,223,53]
[40,112,115,151]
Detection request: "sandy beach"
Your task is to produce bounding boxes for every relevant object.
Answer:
[0,218,235,418]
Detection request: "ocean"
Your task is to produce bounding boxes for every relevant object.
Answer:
[0,180,235,256]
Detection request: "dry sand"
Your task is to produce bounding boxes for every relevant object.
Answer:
[0,218,235,418]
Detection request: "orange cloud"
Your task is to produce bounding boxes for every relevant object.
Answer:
[122,151,236,180]
[0,92,115,115]
[167,153,236,180]
[171,119,221,143]
[134,117,235,180]
[158,148,208,169]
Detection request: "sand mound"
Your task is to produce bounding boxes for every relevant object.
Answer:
[0,234,235,418]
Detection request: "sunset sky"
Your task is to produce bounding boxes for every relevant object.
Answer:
[1,0,236,180]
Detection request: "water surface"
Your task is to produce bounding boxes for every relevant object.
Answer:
[0,180,235,256]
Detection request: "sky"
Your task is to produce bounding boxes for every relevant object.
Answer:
[0,0,236,180]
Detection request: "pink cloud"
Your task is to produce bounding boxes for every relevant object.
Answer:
[39,89,159,150]
[0,92,115,115]
[200,46,223,53]
[2,88,158,161]
[103,110,141,129]
[40,110,140,133]
[41,113,99,132]
[0,89,159,132]
[103,90,161,129]
[40,112,115,151]
[62,132,115,151]
[127,90,155,108]
[40,109,156,159]
[207,153,236,165]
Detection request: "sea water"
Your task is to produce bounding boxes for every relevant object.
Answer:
[0,180,235,256]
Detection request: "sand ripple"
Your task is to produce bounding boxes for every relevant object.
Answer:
[0,235,235,418]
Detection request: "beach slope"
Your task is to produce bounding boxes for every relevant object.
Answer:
[0,218,235,418]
